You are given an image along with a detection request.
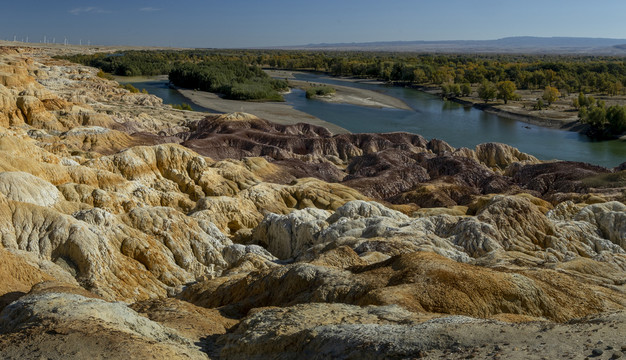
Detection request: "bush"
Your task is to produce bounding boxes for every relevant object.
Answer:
[120,83,139,93]
[305,86,335,99]
[97,70,115,80]
[171,103,193,111]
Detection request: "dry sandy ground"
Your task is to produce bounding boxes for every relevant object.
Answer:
[288,79,412,110]
[176,88,350,135]
[459,88,581,129]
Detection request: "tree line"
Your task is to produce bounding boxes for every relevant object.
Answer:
[61,52,287,101]
[60,50,626,96]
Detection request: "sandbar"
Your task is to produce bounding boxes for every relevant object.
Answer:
[176,88,350,135]
[266,70,412,110]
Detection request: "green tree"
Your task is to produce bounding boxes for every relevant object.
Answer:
[441,83,461,98]
[606,105,626,133]
[461,83,471,97]
[580,103,607,128]
[440,83,450,98]
[496,81,518,104]
[542,86,560,105]
[608,81,623,96]
[577,92,587,108]
[576,92,595,108]
[478,81,497,103]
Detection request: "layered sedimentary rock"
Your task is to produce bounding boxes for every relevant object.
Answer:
[0,46,625,359]
[176,113,625,210]
[0,283,208,359]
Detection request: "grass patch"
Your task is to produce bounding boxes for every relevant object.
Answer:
[305,85,336,99]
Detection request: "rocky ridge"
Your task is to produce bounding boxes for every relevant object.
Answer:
[0,45,624,359]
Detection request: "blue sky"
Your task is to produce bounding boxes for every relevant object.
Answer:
[2,0,626,47]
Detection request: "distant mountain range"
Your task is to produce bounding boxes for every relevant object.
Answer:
[278,37,626,54]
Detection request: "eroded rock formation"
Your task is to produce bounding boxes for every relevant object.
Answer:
[0,45,625,359]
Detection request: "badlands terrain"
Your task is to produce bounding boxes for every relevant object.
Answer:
[0,45,625,359]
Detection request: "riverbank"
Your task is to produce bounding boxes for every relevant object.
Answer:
[118,70,586,134]
[457,94,580,130]
[402,83,626,138]
[276,70,586,131]
[176,88,350,135]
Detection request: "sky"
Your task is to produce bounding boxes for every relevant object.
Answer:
[2,0,626,48]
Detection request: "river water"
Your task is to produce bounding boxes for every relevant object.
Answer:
[117,78,216,113]
[121,74,626,168]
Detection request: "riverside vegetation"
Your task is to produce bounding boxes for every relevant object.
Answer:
[304,85,336,99]
[61,49,626,137]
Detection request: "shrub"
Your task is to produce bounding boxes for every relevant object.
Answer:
[97,70,115,80]
[120,83,139,93]
[305,86,335,99]
[171,103,193,111]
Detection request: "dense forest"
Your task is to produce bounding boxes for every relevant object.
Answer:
[59,50,626,134]
[63,51,287,101]
[59,49,626,95]
[168,62,287,101]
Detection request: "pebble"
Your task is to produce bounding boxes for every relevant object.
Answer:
[592,348,604,356]
[621,345,626,351]
[611,352,622,359]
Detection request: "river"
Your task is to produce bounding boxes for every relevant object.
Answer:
[117,77,217,113]
[120,74,626,168]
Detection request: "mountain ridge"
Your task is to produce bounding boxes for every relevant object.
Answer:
[278,36,626,54]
